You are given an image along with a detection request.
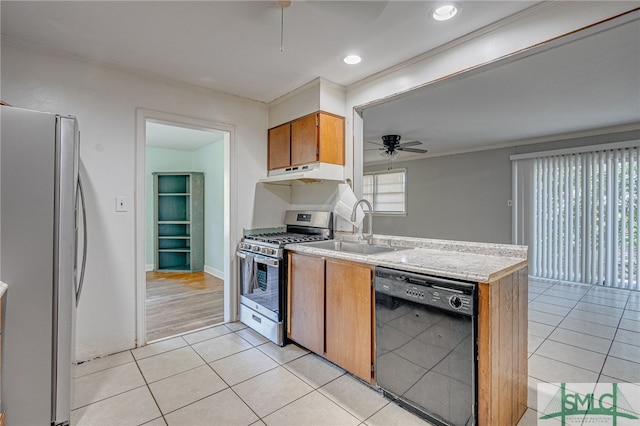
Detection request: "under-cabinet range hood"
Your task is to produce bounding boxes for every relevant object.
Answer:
[259,162,344,184]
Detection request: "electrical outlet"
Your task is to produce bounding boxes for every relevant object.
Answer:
[116,196,128,212]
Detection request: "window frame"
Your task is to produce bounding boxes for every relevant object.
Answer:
[362,168,407,216]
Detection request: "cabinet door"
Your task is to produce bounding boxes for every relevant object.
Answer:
[325,259,373,382]
[317,113,344,165]
[291,114,318,166]
[288,253,325,354]
[268,123,291,170]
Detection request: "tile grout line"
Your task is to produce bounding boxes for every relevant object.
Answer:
[131,349,169,426]
[529,284,603,390]
[131,325,247,423]
[182,327,266,423]
[532,282,633,414]
[595,301,638,384]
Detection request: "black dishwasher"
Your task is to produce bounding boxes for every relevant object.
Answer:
[375,266,477,426]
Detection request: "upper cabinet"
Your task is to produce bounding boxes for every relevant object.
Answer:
[268,111,344,171]
[267,122,291,171]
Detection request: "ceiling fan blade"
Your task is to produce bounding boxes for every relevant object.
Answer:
[365,140,384,146]
[398,147,428,153]
[398,140,422,147]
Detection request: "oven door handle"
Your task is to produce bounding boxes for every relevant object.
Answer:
[236,251,280,267]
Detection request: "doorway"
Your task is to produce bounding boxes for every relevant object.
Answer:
[135,109,236,345]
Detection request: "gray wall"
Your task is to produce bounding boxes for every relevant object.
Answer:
[365,148,514,244]
[364,130,640,245]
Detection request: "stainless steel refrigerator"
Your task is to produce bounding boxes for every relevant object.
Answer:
[1,105,87,425]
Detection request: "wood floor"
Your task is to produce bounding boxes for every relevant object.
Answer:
[146,271,224,342]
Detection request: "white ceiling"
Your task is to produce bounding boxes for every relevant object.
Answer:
[1,1,538,103]
[146,120,225,151]
[2,2,638,159]
[363,15,640,164]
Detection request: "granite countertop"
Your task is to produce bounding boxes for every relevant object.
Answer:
[286,234,528,283]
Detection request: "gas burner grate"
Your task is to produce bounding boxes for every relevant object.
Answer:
[246,232,329,245]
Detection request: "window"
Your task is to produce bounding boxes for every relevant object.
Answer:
[363,169,406,214]
[512,143,640,290]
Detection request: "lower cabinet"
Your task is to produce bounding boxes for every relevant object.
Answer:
[325,260,373,381]
[287,253,325,354]
[287,252,374,383]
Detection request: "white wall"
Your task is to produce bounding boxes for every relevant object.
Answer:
[1,41,271,360]
[268,78,346,128]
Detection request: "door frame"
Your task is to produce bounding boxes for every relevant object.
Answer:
[135,108,237,346]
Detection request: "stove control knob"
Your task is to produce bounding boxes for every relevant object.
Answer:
[449,296,463,310]
[261,247,268,254]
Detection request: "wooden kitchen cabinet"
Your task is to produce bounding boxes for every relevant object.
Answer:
[287,252,375,383]
[267,122,291,171]
[267,111,344,171]
[325,259,374,382]
[287,253,325,354]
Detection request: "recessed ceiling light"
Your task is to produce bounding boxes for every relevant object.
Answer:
[432,4,458,21]
[344,55,362,65]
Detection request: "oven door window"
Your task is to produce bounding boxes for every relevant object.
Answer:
[238,252,281,315]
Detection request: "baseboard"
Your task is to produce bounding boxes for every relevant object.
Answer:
[75,338,135,363]
[204,265,224,279]
[147,263,222,278]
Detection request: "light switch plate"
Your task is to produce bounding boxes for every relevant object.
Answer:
[116,196,128,212]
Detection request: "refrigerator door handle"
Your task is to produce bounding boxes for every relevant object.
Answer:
[76,176,88,306]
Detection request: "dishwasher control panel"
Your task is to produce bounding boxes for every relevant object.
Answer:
[375,267,476,315]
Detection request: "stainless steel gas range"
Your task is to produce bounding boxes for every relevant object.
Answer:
[237,210,333,345]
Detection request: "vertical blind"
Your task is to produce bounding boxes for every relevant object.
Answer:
[515,145,640,290]
[362,170,406,214]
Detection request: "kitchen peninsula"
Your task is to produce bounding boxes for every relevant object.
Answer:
[286,234,528,426]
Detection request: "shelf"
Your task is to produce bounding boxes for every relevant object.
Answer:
[157,265,192,271]
[153,172,204,272]
[156,174,190,194]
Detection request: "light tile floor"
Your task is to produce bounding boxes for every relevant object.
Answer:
[71,280,640,426]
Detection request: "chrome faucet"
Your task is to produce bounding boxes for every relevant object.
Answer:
[351,199,373,243]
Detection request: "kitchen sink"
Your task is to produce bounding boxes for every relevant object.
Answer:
[300,240,399,255]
